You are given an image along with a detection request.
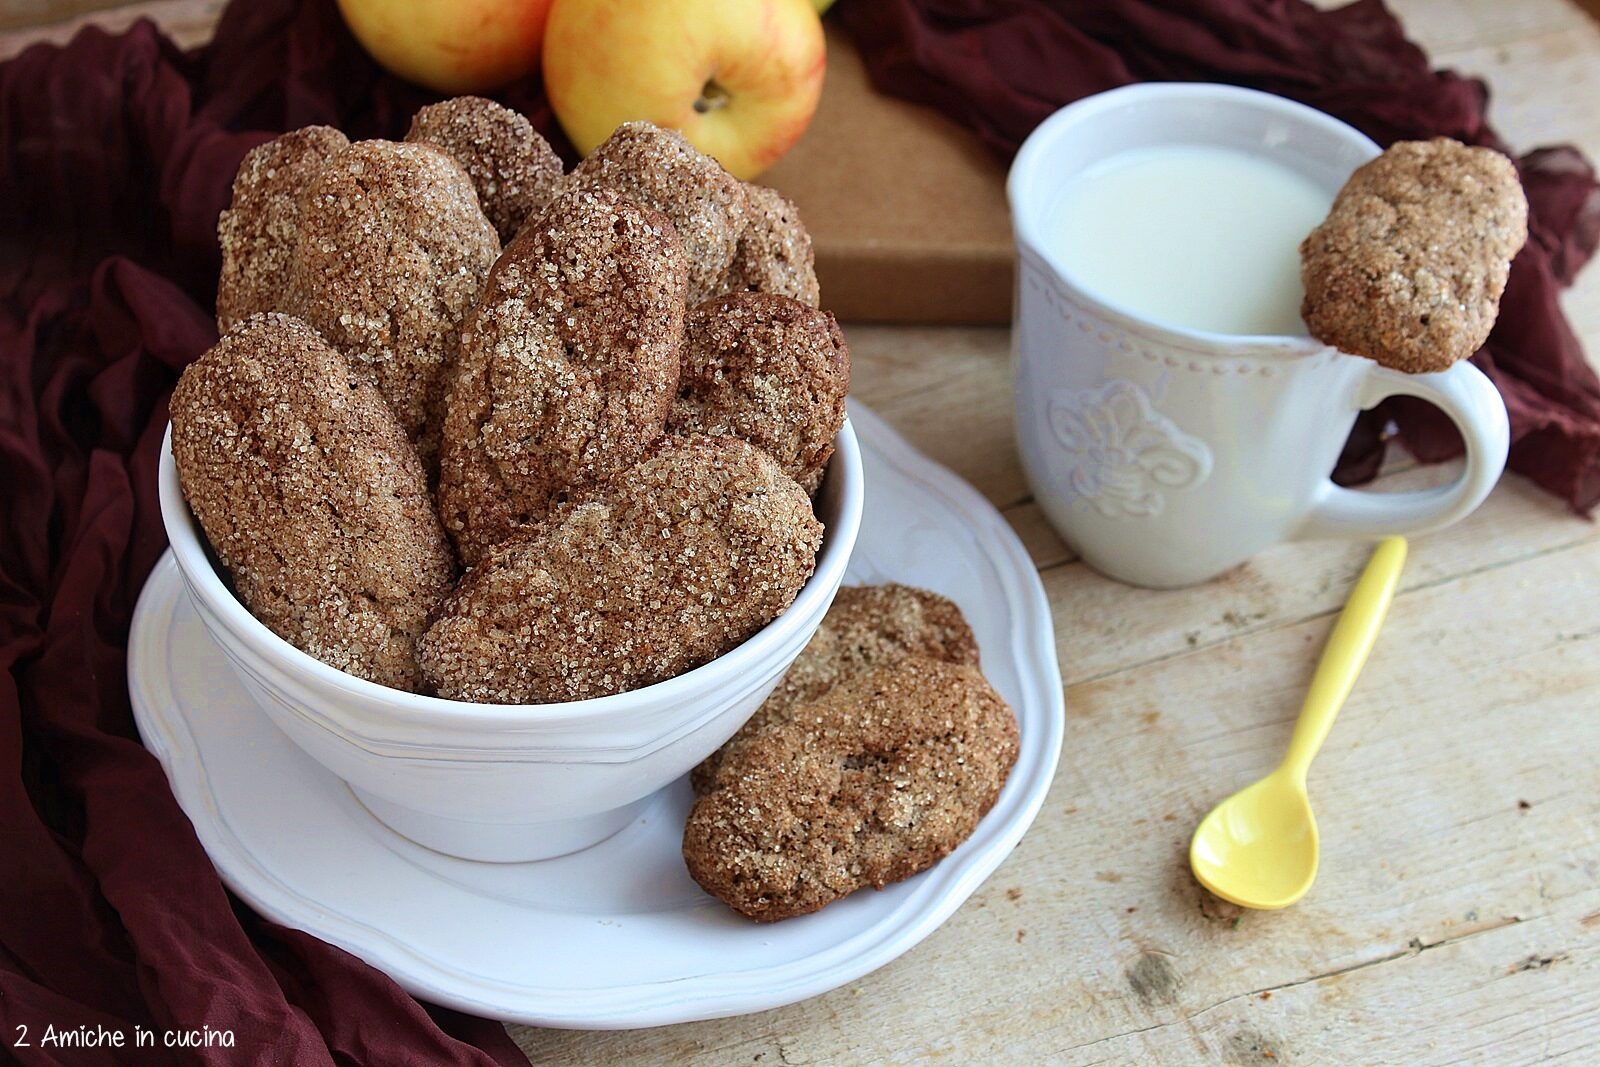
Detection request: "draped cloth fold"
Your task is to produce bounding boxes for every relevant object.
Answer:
[2,0,1596,1063]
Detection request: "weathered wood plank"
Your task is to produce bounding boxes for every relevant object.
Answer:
[516,533,1600,1065]
[1317,0,1592,55]
[1047,467,1597,686]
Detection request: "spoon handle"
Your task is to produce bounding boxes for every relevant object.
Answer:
[1281,537,1408,783]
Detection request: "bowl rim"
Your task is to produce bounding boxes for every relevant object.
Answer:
[159,419,864,726]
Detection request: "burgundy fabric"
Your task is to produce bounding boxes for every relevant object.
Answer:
[4,0,1599,1062]
[0,5,538,1063]
[838,0,1600,509]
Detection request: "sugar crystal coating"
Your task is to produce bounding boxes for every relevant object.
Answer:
[1300,138,1528,373]
[692,583,979,793]
[405,96,565,244]
[421,435,822,703]
[283,139,500,467]
[669,292,849,495]
[683,657,1019,922]
[719,184,821,306]
[567,122,753,305]
[216,126,350,331]
[436,185,688,566]
[170,313,456,692]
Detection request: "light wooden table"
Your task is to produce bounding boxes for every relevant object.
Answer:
[7,1,1600,1062]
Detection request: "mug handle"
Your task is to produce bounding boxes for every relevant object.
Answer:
[1295,360,1510,541]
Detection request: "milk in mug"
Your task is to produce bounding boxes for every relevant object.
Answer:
[1050,145,1333,338]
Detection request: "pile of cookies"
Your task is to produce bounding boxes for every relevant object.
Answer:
[174,101,1018,919]
[173,99,848,702]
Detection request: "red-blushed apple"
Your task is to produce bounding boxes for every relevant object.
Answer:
[542,0,825,180]
[337,0,554,94]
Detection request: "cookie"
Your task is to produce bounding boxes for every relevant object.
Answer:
[216,126,350,331]
[421,435,822,703]
[682,657,1019,922]
[1300,138,1529,373]
[169,313,456,692]
[566,121,752,305]
[405,96,565,245]
[436,185,687,566]
[718,184,821,307]
[692,583,978,794]
[668,292,850,494]
[283,139,500,468]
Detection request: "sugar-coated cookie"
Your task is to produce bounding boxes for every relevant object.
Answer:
[436,185,687,566]
[421,435,821,703]
[170,313,456,692]
[1300,138,1528,373]
[683,656,1018,922]
[405,96,565,244]
[669,292,849,494]
[692,583,977,793]
[566,122,752,305]
[719,184,821,306]
[216,126,350,331]
[283,140,500,468]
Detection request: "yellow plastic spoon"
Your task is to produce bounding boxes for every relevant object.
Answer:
[1189,536,1407,910]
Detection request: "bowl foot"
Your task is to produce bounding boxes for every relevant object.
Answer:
[352,788,650,863]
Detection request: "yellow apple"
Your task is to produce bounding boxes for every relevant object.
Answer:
[337,0,554,94]
[543,0,825,180]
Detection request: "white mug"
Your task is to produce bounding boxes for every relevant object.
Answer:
[1008,83,1510,588]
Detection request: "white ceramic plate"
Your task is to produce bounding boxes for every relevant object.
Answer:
[128,401,1064,1030]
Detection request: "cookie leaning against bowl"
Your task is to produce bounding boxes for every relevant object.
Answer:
[284,139,501,468]
[421,435,822,704]
[436,184,688,566]
[1300,138,1528,374]
[405,96,565,245]
[668,292,850,494]
[169,313,456,692]
[683,657,1019,922]
[215,126,350,331]
[691,583,979,794]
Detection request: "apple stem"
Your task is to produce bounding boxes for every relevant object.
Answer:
[693,79,731,114]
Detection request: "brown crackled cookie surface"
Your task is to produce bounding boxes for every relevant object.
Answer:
[566,121,753,305]
[421,435,822,703]
[216,126,350,331]
[405,96,565,245]
[1300,138,1528,373]
[719,184,821,307]
[669,292,849,494]
[693,583,977,794]
[436,185,688,566]
[170,313,456,692]
[683,657,1019,922]
[284,139,500,467]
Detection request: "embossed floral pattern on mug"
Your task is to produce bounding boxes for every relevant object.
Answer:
[1046,380,1213,518]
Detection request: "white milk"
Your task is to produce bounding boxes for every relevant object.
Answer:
[1051,144,1333,337]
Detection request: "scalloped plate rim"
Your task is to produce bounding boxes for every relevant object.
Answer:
[128,400,1065,1029]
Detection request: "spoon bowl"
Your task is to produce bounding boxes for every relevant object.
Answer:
[1191,769,1319,909]
[1188,537,1406,910]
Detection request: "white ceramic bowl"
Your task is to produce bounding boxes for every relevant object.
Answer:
[157,422,863,862]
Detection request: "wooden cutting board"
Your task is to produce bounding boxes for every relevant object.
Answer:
[762,24,1014,324]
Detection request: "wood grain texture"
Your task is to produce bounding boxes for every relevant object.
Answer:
[3,0,1598,1063]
